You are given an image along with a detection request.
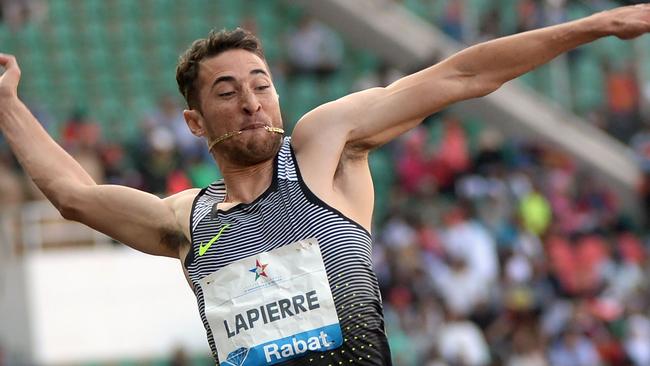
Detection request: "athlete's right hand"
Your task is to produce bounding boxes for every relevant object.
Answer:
[0,53,21,100]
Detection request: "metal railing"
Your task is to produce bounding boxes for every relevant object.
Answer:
[1,200,113,255]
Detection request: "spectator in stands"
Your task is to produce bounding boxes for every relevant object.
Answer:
[170,346,191,366]
[1,0,46,30]
[604,61,641,143]
[548,326,602,366]
[624,303,650,366]
[60,109,105,184]
[441,205,499,287]
[439,0,464,42]
[505,327,549,366]
[517,0,544,33]
[434,116,470,192]
[142,95,203,163]
[633,132,650,221]
[138,126,186,195]
[286,16,343,79]
[519,183,552,237]
[437,307,491,366]
[429,253,490,318]
[396,125,434,195]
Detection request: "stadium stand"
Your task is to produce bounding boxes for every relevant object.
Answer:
[1,0,650,365]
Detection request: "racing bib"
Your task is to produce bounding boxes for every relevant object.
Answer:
[199,238,343,365]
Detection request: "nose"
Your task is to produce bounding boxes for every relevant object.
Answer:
[241,88,261,115]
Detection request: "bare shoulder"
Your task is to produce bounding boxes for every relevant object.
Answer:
[291,100,348,152]
[290,100,375,233]
[164,187,202,207]
[291,88,384,150]
[291,102,350,192]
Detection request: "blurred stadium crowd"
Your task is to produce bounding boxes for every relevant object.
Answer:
[2,0,650,365]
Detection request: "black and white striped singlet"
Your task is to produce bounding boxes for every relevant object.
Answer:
[184,137,392,365]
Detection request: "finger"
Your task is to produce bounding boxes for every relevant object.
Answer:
[0,53,22,86]
[0,53,17,68]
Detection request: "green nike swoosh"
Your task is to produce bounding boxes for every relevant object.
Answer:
[199,224,230,256]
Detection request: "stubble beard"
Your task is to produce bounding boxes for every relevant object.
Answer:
[219,131,284,166]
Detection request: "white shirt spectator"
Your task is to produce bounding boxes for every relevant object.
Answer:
[442,220,499,284]
[287,18,343,74]
[429,256,489,317]
[625,313,650,366]
[438,320,491,366]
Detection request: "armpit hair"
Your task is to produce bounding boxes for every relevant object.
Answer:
[160,228,188,252]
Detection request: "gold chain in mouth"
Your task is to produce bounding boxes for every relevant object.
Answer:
[207,126,285,152]
[264,126,284,134]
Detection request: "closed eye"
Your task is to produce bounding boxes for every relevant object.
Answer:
[256,85,270,91]
[218,91,236,97]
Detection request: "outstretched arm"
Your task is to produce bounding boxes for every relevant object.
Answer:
[293,4,650,154]
[0,54,192,258]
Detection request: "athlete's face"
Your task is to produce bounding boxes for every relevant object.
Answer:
[184,49,283,166]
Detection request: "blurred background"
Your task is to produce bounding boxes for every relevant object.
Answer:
[2,0,650,365]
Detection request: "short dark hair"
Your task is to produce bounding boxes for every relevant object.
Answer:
[176,28,265,110]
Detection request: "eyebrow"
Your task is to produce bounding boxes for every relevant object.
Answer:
[210,69,270,90]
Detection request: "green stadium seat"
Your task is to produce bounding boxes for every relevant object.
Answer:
[84,22,109,45]
[184,0,211,17]
[50,22,77,49]
[286,76,321,130]
[325,74,350,102]
[15,23,45,52]
[151,0,176,19]
[209,0,247,29]
[353,51,379,76]
[259,34,281,61]
[0,24,14,51]
[84,47,112,73]
[47,0,72,23]
[573,55,605,114]
[257,12,282,41]
[403,0,430,22]
[429,0,450,24]
[369,149,395,222]
[595,37,633,70]
[182,12,210,41]
[115,0,143,21]
[0,0,381,146]
[53,48,82,77]
[462,117,483,154]
[566,2,591,21]
[640,38,650,89]
[119,44,145,72]
[497,0,518,35]
[82,0,109,24]
[116,21,143,50]
[280,3,304,24]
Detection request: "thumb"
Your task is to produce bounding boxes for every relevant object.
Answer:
[0,53,22,92]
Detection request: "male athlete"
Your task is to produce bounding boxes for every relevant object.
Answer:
[1,4,650,365]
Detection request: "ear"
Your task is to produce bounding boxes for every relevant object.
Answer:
[183,109,206,137]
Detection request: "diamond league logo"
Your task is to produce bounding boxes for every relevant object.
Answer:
[224,347,249,366]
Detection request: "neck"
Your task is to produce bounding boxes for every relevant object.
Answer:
[215,157,275,204]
